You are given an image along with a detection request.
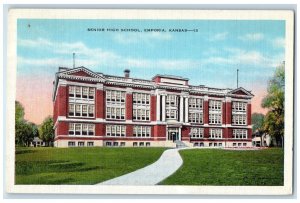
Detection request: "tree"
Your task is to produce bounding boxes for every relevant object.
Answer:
[252,113,265,133]
[39,116,54,146]
[15,101,25,123]
[261,62,285,147]
[15,101,38,147]
[15,121,36,146]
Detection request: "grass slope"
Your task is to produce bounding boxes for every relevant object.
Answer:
[15,147,166,185]
[160,148,283,186]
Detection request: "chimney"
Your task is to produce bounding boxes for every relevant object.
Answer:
[124,69,130,78]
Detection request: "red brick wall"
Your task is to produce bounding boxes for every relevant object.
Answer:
[96,89,105,118]
[95,123,105,136]
[204,100,209,124]
[57,121,68,135]
[181,126,190,141]
[226,102,232,124]
[126,93,133,120]
[247,103,251,125]
[248,128,252,139]
[126,125,133,137]
[222,102,226,124]
[154,125,166,139]
[204,127,209,138]
[223,128,228,138]
[151,95,156,121]
[54,86,67,122]
[227,128,233,138]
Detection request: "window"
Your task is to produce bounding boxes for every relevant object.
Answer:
[78,142,85,147]
[133,126,151,138]
[214,143,217,146]
[166,109,178,119]
[232,102,247,112]
[194,143,199,147]
[139,142,144,147]
[133,109,150,121]
[106,125,126,137]
[146,142,150,147]
[209,113,222,124]
[106,90,125,103]
[209,100,222,111]
[209,128,222,139]
[120,142,126,147]
[69,123,95,136]
[69,86,95,100]
[105,142,112,147]
[69,104,94,118]
[82,87,88,98]
[243,143,247,146]
[200,142,204,147]
[133,93,151,121]
[233,143,236,147]
[106,90,126,120]
[209,100,222,125]
[68,141,75,147]
[133,142,138,147]
[238,143,242,147]
[133,93,150,105]
[69,123,75,135]
[232,114,247,125]
[87,142,94,147]
[113,142,119,147]
[189,98,203,109]
[82,105,88,117]
[188,112,203,124]
[190,128,204,139]
[69,86,75,97]
[219,143,222,147]
[209,143,212,147]
[233,129,247,139]
[166,95,177,106]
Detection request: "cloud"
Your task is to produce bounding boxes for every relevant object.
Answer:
[238,33,264,41]
[209,32,228,41]
[272,37,285,49]
[114,32,172,45]
[18,38,284,74]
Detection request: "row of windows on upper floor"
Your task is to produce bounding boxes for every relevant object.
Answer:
[66,123,248,139]
[67,86,247,112]
[67,104,247,125]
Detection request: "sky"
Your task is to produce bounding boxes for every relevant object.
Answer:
[16,19,285,124]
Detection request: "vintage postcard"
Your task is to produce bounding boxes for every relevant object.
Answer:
[6,9,294,195]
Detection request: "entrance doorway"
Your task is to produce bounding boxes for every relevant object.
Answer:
[168,128,180,141]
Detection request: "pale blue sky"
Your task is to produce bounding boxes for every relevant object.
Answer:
[17,19,285,91]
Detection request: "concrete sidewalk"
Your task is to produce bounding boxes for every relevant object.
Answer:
[97,148,183,185]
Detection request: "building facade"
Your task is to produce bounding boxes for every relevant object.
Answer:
[53,67,253,148]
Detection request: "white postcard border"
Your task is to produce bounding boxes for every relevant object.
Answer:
[6,9,294,195]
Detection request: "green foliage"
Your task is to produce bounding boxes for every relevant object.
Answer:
[15,147,166,184]
[251,113,265,133]
[39,116,54,146]
[15,100,40,147]
[15,101,25,123]
[15,121,36,146]
[161,149,283,186]
[261,62,285,142]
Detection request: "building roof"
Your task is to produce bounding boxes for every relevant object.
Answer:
[53,66,254,101]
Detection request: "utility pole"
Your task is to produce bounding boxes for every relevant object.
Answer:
[73,53,75,68]
[237,69,239,88]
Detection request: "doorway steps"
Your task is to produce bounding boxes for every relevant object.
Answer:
[175,140,188,148]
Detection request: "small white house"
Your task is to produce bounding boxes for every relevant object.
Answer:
[30,137,46,147]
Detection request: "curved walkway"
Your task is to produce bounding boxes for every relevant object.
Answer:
[97,148,183,185]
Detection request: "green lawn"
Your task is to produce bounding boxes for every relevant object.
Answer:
[160,148,284,186]
[15,147,166,185]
